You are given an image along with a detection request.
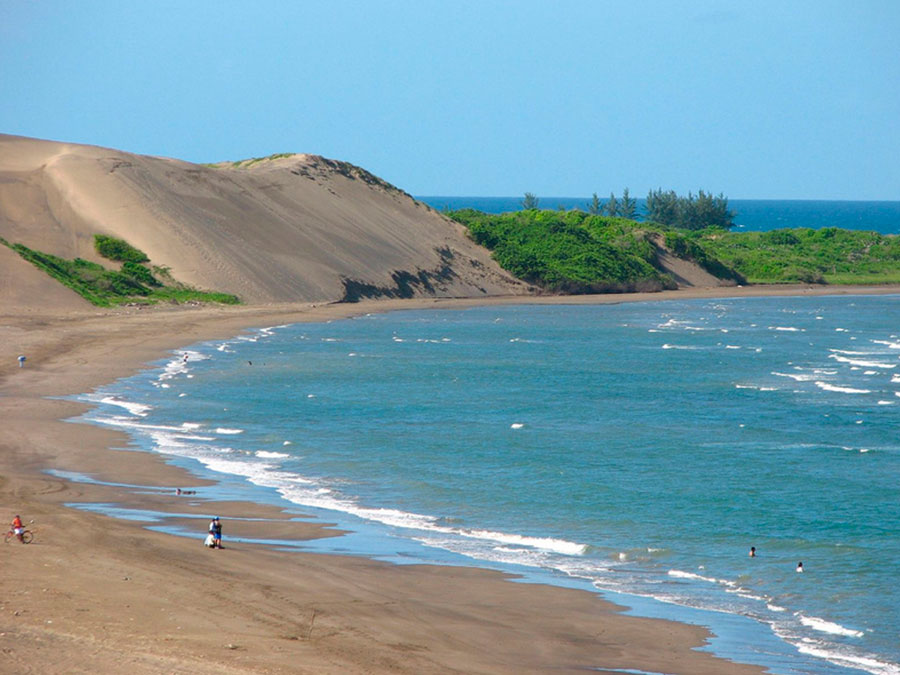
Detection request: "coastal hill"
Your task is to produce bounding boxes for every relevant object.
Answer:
[0,134,531,311]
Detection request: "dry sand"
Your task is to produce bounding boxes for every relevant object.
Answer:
[2,286,898,674]
[0,134,530,311]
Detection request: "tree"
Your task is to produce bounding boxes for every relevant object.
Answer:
[619,188,637,219]
[587,192,602,215]
[645,188,680,226]
[604,192,618,217]
[645,188,735,230]
[521,192,540,210]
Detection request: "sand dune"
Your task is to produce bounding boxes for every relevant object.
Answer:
[0,134,530,310]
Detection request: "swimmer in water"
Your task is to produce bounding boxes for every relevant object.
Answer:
[796,561,804,573]
[749,546,756,557]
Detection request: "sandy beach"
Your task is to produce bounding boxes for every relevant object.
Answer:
[2,285,898,674]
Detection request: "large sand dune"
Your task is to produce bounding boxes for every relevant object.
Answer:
[0,134,530,310]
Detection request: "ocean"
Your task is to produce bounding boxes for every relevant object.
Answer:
[72,295,900,675]
[416,196,900,234]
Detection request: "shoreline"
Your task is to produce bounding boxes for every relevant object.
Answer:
[3,284,897,673]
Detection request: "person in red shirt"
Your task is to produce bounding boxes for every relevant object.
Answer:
[11,515,24,543]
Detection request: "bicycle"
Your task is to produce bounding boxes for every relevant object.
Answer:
[5,520,34,544]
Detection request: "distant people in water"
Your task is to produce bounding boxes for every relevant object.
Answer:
[749,546,756,557]
[796,561,804,573]
[183,353,189,362]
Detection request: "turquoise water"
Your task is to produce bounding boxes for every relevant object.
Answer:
[76,296,900,674]
[417,196,900,233]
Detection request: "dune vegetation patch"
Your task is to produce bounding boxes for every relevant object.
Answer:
[693,228,900,284]
[448,209,686,293]
[1,235,239,307]
[449,206,899,290]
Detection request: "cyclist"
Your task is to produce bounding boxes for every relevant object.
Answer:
[11,515,24,543]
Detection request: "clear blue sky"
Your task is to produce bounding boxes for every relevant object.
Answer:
[2,1,898,199]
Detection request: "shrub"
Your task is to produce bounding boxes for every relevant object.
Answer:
[94,235,149,263]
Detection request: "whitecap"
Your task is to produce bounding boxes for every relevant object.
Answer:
[770,326,803,332]
[97,396,153,417]
[871,339,900,349]
[772,371,818,382]
[815,382,870,394]
[667,569,737,588]
[215,428,245,435]
[828,354,896,369]
[795,643,898,675]
[878,400,894,405]
[510,423,524,429]
[797,614,864,638]
[256,451,289,459]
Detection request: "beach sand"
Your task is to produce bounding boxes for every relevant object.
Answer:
[2,285,897,674]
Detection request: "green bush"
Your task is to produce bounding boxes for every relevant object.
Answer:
[697,228,900,284]
[122,261,161,286]
[6,237,239,306]
[450,209,676,292]
[94,235,149,263]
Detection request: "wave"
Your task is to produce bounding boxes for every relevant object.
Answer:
[772,371,819,382]
[256,451,289,459]
[871,340,900,349]
[661,344,700,350]
[769,326,803,332]
[215,428,245,435]
[795,642,900,675]
[829,354,896,369]
[798,614,864,638]
[667,569,737,588]
[815,382,871,394]
[92,395,153,417]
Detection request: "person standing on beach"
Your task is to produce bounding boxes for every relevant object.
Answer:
[17,355,25,368]
[209,516,222,549]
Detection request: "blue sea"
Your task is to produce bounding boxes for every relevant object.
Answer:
[416,196,900,234]
[72,295,900,674]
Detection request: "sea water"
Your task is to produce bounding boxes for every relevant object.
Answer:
[74,295,900,675]
[416,196,900,234]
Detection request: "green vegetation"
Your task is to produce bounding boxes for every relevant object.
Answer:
[449,209,678,293]
[229,153,295,168]
[646,189,735,230]
[3,237,239,307]
[693,227,900,284]
[450,204,897,292]
[94,234,150,263]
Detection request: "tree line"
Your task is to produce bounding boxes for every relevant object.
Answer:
[520,188,735,230]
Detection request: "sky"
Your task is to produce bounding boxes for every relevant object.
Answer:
[1,1,898,200]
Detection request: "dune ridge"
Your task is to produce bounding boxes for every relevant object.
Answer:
[0,134,530,310]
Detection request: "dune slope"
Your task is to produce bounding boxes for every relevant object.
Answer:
[0,135,530,310]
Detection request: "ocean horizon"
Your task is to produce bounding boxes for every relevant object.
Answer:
[72,294,900,675]
[416,196,900,234]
